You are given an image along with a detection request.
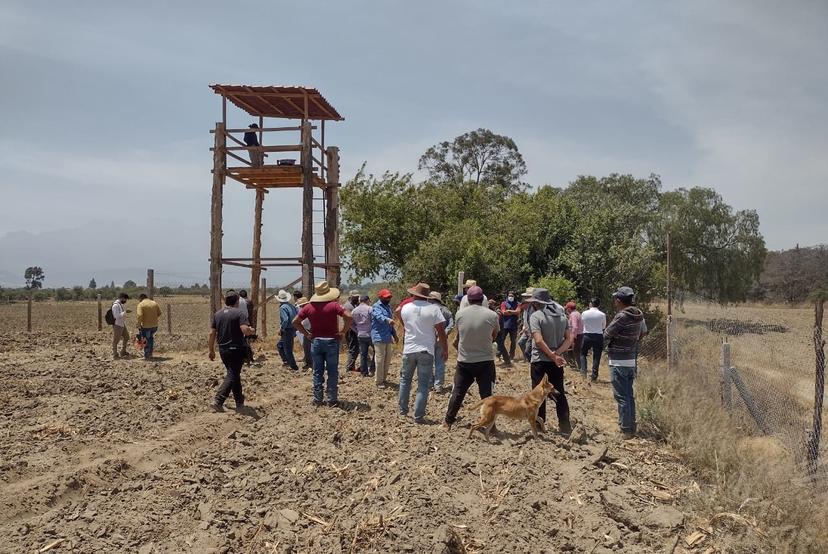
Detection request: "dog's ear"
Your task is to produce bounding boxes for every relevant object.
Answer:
[541,374,549,384]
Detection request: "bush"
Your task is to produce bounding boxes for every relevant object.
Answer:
[531,274,578,304]
[55,288,73,301]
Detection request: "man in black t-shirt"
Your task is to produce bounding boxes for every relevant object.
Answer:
[209,290,256,412]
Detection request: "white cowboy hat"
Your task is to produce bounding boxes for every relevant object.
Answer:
[276,289,292,303]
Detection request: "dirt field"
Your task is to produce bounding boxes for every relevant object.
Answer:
[0,298,800,553]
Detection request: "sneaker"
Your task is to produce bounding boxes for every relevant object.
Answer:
[234,403,245,413]
[414,417,427,425]
[621,431,636,440]
[210,401,224,413]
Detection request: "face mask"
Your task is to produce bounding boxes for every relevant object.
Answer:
[381,298,390,305]
[507,296,515,302]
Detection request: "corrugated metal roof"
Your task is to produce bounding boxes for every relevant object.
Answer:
[210,84,344,121]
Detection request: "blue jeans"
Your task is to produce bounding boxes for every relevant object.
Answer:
[432,342,446,389]
[399,350,434,420]
[610,365,637,433]
[311,339,340,403]
[139,327,157,359]
[358,336,372,375]
[277,328,298,369]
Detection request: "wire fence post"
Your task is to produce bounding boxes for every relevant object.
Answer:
[147,268,155,299]
[167,304,172,335]
[721,340,732,412]
[27,292,32,332]
[97,294,102,331]
[806,298,825,476]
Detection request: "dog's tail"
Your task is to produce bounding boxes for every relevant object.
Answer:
[469,398,487,411]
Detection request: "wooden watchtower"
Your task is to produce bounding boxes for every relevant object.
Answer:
[208,84,344,323]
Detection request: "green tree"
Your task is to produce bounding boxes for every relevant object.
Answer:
[418,128,527,194]
[55,287,72,301]
[72,285,85,300]
[88,278,97,289]
[532,274,578,304]
[123,280,137,288]
[658,187,766,304]
[159,286,173,297]
[24,266,45,290]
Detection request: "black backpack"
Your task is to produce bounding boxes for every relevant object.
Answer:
[104,307,116,326]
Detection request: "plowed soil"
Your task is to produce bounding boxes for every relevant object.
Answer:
[0,301,754,553]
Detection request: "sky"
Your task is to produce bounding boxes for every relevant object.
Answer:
[1,1,826,287]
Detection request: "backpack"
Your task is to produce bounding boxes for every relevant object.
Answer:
[104,307,116,325]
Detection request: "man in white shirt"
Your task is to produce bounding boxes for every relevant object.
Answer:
[458,278,488,311]
[580,297,607,381]
[399,283,448,423]
[111,292,131,359]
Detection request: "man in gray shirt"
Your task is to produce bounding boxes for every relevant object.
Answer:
[528,288,573,435]
[443,286,499,429]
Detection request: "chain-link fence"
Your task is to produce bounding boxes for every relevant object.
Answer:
[646,299,827,482]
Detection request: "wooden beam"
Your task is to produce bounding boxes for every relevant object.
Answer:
[222,260,267,269]
[250,187,265,328]
[310,95,337,120]
[245,85,287,117]
[212,126,315,133]
[325,146,341,286]
[301,121,314,297]
[260,277,267,338]
[209,122,226,317]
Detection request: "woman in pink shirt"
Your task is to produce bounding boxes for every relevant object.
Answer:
[565,301,583,372]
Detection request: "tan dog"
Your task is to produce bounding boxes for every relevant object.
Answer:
[468,375,557,442]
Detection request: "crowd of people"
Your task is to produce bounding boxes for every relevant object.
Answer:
[206,277,648,439]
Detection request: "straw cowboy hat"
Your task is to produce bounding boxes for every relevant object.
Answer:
[310,281,341,302]
[407,282,433,300]
[521,287,535,299]
[296,296,310,307]
[429,291,444,304]
[463,279,477,289]
[276,289,292,303]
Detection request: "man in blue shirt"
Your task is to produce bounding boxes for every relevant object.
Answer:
[276,289,299,371]
[371,288,398,388]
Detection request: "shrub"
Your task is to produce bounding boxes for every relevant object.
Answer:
[531,274,578,304]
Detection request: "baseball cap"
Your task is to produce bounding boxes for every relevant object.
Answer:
[565,301,577,310]
[378,288,393,299]
[613,286,635,300]
[467,285,484,301]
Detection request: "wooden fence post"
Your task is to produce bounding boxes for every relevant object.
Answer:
[167,304,172,334]
[97,294,102,331]
[27,293,32,332]
[147,268,155,299]
[721,341,732,412]
[457,271,465,299]
[806,299,825,475]
[260,277,267,338]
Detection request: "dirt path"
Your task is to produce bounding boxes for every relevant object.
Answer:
[1,333,731,553]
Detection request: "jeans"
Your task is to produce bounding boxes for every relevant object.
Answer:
[277,328,298,369]
[215,348,245,407]
[495,330,512,364]
[433,341,446,389]
[311,339,340,403]
[501,327,518,359]
[374,341,393,386]
[530,361,571,432]
[610,365,637,433]
[581,333,604,379]
[517,332,531,362]
[564,334,582,372]
[139,326,157,358]
[345,329,359,371]
[358,336,372,375]
[444,360,495,424]
[399,350,434,420]
[298,333,312,367]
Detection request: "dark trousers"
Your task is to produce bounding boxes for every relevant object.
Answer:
[500,327,518,360]
[444,360,496,424]
[530,361,570,430]
[215,348,245,407]
[277,328,298,369]
[344,329,359,370]
[581,333,604,379]
[301,335,312,367]
[564,334,583,372]
[495,330,513,364]
[358,336,372,375]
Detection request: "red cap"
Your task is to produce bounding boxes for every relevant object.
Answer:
[565,301,577,310]
[378,288,393,299]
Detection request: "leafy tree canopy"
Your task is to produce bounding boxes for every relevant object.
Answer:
[24,266,45,290]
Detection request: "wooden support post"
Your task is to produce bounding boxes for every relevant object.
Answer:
[250,187,265,327]
[167,304,172,334]
[457,271,465,299]
[666,231,673,370]
[27,293,32,332]
[721,341,732,412]
[324,146,340,286]
[97,294,102,331]
[300,121,314,296]
[807,298,825,475]
[260,277,267,338]
[147,268,154,299]
[210,122,226,317]
[729,366,770,435]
